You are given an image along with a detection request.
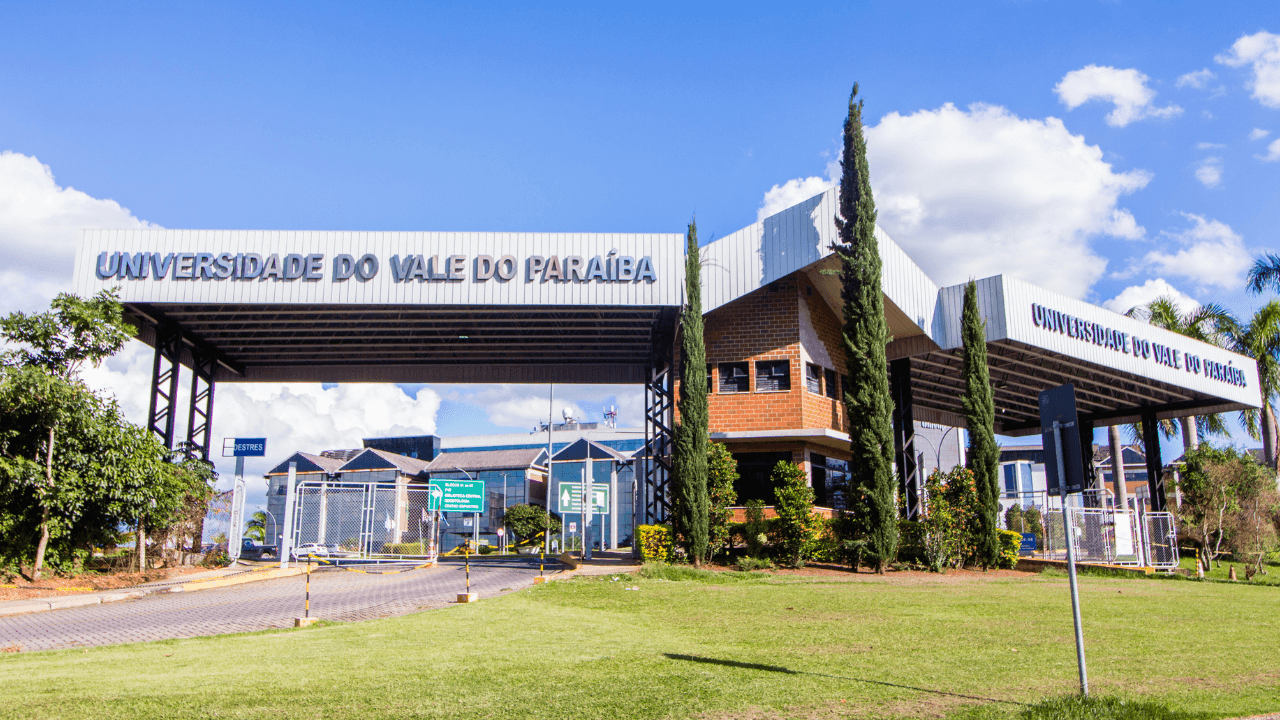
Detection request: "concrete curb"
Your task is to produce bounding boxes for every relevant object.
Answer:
[0,566,306,618]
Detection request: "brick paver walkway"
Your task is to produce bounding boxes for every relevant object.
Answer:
[0,556,548,652]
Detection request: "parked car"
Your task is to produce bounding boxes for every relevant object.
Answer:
[290,543,336,560]
[239,539,278,560]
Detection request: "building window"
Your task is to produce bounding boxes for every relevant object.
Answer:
[718,362,749,393]
[811,453,850,510]
[706,364,713,392]
[824,369,839,399]
[755,360,790,392]
[806,363,822,394]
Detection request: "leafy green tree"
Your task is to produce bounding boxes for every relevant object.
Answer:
[1178,444,1273,571]
[920,468,971,572]
[706,442,738,559]
[960,281,1000,569]
[770,461,817,568]
[835,83,897,573]
[673,220,710,566]
[503,503,561,542]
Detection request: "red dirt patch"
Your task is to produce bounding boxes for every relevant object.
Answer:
[0,566,208,603]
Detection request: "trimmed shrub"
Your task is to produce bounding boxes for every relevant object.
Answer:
[997,530,1021,569]
[772,460,818,567]
[1022,505,1045,549]
[897,519,926,565]
[743,499,769,557]
[1004,504,1024,533]
[504,504,560,542]
[637,524,673,563]
[734,556,774,572]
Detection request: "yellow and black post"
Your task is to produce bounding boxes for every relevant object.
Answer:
[305,556,311,618]
[457,541,478,603]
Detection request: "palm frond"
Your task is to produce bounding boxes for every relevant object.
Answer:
[1247,254,1280,295]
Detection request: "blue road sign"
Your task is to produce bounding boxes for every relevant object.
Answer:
[231,438,267,457]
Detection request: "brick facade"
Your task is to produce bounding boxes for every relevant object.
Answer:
[672,273,856,500]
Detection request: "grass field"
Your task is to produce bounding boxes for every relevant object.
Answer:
[2,566,1277,719]
[1176,555,1280,586]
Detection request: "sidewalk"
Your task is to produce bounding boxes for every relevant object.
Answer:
[0,561,304,619]
[554,549,643,578]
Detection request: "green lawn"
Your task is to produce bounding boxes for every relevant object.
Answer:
[1177,554,1280,586]
[2,567,1277,719]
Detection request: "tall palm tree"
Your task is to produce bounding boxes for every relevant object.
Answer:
[1124,297,1235,448]
[1227,301,1280,472]
[244,510,268,543]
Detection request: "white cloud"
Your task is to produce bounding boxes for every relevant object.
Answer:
[758,161,838,221]
[1258,138,1280,162]
[2,151,446,517]
[1102,278,1200,315]
[1195,157,1223,187]
[1142,213,1250,291]
[1249,128,1271,141]
[0,151,158,313]
[1054,65,1183,127]
[438,384,643,432]
[1215,31,1280,108]
[1196,142,1226,149]
[851,102,1150,298]
[80,339,443,506]
[1177,68,1217,89]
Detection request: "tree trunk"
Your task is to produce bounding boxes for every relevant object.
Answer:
[32,426,55,581]
[137,520,147,572]
[1180,416,1198,451]
[1262,403,1277,472]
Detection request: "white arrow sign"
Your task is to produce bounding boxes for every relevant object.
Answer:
[558,483,609,513]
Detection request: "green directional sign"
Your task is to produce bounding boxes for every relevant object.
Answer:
[557,483,609,514]
[429,478,485,513]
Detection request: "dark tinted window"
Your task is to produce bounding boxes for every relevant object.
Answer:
[732,451,792,504]
[755,360,790,392]
[824,369,839,399]
[806,363,822,393]
[718,362,749,393]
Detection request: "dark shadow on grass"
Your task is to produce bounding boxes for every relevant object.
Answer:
[663,654,1027,706]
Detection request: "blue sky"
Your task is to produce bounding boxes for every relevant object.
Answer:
[1,2,1278,492]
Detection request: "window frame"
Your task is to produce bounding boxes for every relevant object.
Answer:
[754,359,791,392]
[718,362,749,394]
[805,363,823,394]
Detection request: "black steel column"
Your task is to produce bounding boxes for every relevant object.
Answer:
[1140,409,1168,512]
[147,326,182,450]
[642,315,675,526]
[1077,418,1098,506]
[889,359,920,519]
[185,347,217,462]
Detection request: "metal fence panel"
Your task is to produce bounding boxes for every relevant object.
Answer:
[292,481,438,561]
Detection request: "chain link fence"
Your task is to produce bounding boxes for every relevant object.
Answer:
[292,481,439,562]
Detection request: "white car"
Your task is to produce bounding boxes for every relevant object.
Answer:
[290,543,333,560]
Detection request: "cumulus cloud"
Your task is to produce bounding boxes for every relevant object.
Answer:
[1054,65,1182,127]
[1258,138,1280,162]
[437,384,643,432]
[1142,214,1251,291]
[2,150,446,517]
[1195,157,1223,187]
[1249,128,1271,141]
[79,339,443,509]
[841,102,1150,298]
[1177,68,1217,89]
[1102,278,1200,315]
[0,151,157,313]
[1215,31,1280,108]
[758,162,838,221]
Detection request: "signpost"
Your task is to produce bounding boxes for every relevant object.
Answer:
[1038,383,1089,697]
[428,478,486,513]
[222,438,265,563]
[557,483,609,513]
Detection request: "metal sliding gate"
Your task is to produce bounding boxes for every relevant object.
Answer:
[291,481,439,562]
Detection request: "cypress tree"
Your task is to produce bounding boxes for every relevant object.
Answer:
[835,84,898,573]
[961,280,1000,568]
[673,220,710,566]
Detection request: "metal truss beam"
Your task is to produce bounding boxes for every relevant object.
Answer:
[147,325,182,450]
[890,359,921,520]
[640,312,676,536]
[185,346,217,462]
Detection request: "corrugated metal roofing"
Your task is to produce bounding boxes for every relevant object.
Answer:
[425,447,547,472]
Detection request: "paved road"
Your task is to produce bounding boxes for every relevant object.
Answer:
[0,556,548,652]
